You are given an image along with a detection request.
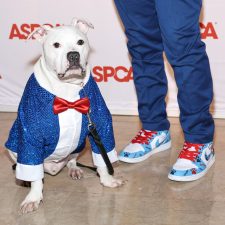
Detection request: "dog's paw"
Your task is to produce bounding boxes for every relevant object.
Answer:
[68,167,84,180]
[20,193,43,214]
[100,175,124,188]
[20,201,41,214]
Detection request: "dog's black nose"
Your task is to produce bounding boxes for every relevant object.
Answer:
[67,51,80,63]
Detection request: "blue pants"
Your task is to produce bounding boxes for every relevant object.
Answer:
[114,0,214,143]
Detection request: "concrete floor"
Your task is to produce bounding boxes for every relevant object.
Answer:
[0,112,225,225]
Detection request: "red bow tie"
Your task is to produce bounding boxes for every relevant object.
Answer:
[53,97,90,114]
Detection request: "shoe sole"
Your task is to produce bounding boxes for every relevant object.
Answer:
[168,155,215,182]
[118,140,172,163]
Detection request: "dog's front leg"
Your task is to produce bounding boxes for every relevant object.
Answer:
[67,153,84,179]
[20,179,43,214]
[97,167,123,188]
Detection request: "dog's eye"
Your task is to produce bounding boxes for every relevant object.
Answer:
[77,40,84,45]
[53,42,61,48]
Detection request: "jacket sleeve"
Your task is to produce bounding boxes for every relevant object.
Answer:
[5,107,45,181]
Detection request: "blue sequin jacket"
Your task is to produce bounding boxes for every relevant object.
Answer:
[5,73,116,168]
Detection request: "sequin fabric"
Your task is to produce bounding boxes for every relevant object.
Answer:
[5,73,115,166]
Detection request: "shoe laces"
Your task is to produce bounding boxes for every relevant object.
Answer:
[179,142,204,162]
[131,129,157,144]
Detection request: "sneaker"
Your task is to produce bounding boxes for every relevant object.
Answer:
[119,129,171,163]
[168,141,215,181]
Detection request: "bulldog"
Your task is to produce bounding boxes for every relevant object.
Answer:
[5,19,123,214]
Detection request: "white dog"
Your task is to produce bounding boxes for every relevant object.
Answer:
[6,19,123,214]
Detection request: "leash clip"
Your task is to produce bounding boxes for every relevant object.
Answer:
[87,111,96,131]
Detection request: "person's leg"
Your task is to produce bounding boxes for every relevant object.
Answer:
[155,0,214,143]
[155,0,215,181]
[114,0,171,163]
[114,0,169,131]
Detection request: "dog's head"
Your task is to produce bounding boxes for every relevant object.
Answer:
[29,18,94,84]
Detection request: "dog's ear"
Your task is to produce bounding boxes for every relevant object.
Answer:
[71,18,94,34]
[27,25,52,43]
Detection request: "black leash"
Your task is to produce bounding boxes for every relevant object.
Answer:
[87,112,114,175]
[76,162,97,172]
[82,82,114,175]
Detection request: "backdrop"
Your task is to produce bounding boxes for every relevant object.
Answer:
[0,0,224,118]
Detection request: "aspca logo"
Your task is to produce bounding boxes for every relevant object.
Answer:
[93,66,133,82]
[200,22,218,39]
[9,23,61,40]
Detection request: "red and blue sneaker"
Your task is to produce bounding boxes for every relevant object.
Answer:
[119,129,171,163]
[168,141,215,181]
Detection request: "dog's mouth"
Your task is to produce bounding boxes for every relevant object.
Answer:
[58,64,86,81]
